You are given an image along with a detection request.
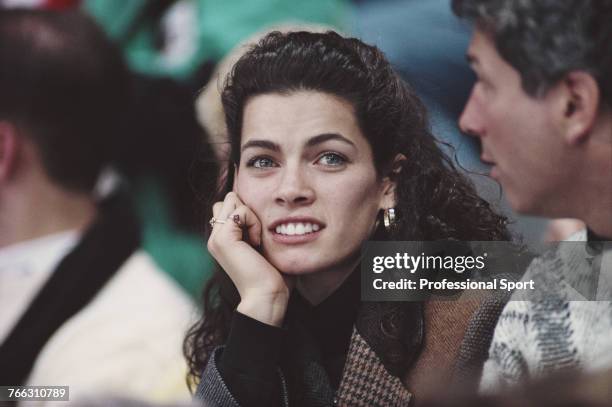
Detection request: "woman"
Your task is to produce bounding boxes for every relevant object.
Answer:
[185,31,510,406]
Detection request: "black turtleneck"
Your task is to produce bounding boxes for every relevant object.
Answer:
[218,269,361,407]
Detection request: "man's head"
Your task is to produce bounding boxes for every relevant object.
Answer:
[0,9,129,193]
[453,0,612,218]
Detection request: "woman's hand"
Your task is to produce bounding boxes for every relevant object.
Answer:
[207,192,293,327]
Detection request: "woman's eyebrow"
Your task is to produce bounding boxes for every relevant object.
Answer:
[306,133,356,148]
[241,139,281,153]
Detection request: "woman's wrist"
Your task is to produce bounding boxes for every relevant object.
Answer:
[237,293,289,327]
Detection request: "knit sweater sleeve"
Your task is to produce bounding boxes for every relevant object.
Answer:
[478,300,535,392]
[480,252,564,393]
[479,248,585,393]
[481,239,612,393]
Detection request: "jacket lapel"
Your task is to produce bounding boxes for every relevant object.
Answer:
[336,327,412,406]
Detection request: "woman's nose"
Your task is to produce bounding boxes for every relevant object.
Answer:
[274,165,315,207]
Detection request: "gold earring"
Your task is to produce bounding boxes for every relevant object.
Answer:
[383,208,396,229]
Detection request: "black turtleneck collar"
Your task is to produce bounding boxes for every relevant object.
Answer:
[286,269,361,388]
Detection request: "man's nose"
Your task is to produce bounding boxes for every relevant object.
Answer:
[274,164,315,206]
[459,89,485,138]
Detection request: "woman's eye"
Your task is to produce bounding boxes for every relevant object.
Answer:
[247,157,277,169]
[316,152,346,166]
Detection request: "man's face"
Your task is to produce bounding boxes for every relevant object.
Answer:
[459,29,570,216]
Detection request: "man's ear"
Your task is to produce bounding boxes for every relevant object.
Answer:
[379,153,406,210]
[558,71,600,145]
[0,121,19,183]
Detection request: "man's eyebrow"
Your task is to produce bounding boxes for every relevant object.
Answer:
[305,133,356,148]
[241,139,281,153]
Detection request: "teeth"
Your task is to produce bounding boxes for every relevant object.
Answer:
[286,224,296,235]
[274,222,321,236]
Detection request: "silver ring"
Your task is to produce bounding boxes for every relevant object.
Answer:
[209,217,227,228]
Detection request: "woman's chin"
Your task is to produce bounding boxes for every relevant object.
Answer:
[268,256,322,276]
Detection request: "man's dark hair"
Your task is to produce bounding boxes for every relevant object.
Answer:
[0,9,129,191]
[452,0,612,106]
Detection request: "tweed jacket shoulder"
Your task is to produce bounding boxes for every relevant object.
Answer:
[195,295,504,407]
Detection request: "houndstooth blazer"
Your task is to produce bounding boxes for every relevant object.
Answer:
[195,297,504,407]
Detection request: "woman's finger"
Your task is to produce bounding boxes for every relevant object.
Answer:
[217,192,239,221]
[212,201,223,219]
[229,205,262,247]
[210,193,238,234]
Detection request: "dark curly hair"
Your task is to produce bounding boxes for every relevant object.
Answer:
[184,30,510,388]
[452,0,612,106]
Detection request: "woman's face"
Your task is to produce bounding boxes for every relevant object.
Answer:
[235,91,395,275]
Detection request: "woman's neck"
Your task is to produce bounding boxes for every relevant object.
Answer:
[295,257,360,306]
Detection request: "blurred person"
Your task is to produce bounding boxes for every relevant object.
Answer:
[453,0,612,391]
[2,0,222,303]
[184,31,512,406]
[0,9,194,404]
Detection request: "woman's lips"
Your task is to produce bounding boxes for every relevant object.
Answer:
[268,217,325,245]
[270,228,322,245]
